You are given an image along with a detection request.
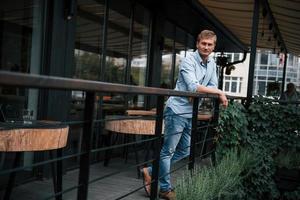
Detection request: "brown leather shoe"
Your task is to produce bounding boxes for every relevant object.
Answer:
[141,167,151,196]
[159,190,176,200]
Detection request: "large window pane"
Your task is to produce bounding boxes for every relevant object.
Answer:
[161,38,174,89]
[129,4,150,108]
[0,0,44,120]
[74,0,105,81]
[0,0,44,183]
[105,1,131,84]
[260,53,268,65]
[270,54,278,66]
[173,28,186,87]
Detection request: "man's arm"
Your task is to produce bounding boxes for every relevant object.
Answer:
[196,85,228,108]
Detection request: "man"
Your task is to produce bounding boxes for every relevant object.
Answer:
[280,82,299,101]
[141,30,228,200]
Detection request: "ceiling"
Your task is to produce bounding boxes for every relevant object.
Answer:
[198,0,300,56]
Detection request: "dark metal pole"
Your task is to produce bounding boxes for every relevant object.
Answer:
[246,0,260,106]
[56,148,63,200]
[150,95,164,200]
[99,0,109,81]
[170,27,176,89]
[218,66,225,90]
[281,52,288,95]
[125,1,134,85]
[4,152,22,200]
[77,92,95,200]
[189,97,200,170]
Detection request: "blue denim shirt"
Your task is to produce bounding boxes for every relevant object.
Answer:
[166,51,218,118]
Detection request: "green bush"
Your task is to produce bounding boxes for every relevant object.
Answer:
[274,150,300,169]
[176,149,256,200]
[215,97,300,199]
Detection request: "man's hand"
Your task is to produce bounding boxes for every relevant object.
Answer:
[219,93,228,108]
[196,85,228,108]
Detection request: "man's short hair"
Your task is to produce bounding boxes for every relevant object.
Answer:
[197,30,217,44]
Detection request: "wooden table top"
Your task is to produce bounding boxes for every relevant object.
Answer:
[0,121,69,152]
[105,109,213,135]
[105,118,157,135]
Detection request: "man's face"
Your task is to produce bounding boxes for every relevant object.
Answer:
[196,37,215,57]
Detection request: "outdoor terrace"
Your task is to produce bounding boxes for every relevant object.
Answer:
[0,71,218,200]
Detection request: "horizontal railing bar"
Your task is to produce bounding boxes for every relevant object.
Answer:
[195,137,215,145]
[0,151,85,176]
[88,159,154,185]
[43,184,82,200]
[90,136,159,153]
[0,71,218,98]
[115,185,146,200]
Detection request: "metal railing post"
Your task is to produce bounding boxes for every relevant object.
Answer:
[189,97,199,170]
[150,96,164,200]
[211,98,220,166]
[77,92,95,200]
[56,148,63,200]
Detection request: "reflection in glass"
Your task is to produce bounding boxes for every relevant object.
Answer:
[129,4,150,108]
[104,3,130,84]
[0,0,44,119]
[161,38,174,89]
[74,0,105,80]
[174,42,186,87]
[260,53,268,65]
[0,0,44,179]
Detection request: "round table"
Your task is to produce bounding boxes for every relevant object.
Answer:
[105,118,157,135]
[0,120,69,200]
[0,121,69,152]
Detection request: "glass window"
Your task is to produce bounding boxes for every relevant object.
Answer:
[105,1,131,84]
[231,82,237,93]
[258,81,266,95]
[74,0,105,81]
[0,0,45,181]
[260,53,268,64]
[225,82,230,92]
[0,0,44,120]
[270,54,278,66]
[258,70,267,76]
[233,53,240,62]
[226,54,232,62]
[129,4,150,108]
[268,71,277,76]
[161,37,174,89]
[260,66,267,70]
[0,0,44,74]
[288,54,293,66]
[269,66,277,70]
[173,27,187,87]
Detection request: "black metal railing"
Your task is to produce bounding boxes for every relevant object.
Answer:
[0,71,220,200]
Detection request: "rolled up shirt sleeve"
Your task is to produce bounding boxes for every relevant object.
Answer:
[180,59,200,92]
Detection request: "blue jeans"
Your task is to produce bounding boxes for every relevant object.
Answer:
[148,107,192,192]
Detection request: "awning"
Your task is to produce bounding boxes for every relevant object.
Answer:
[198,0,300,56]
